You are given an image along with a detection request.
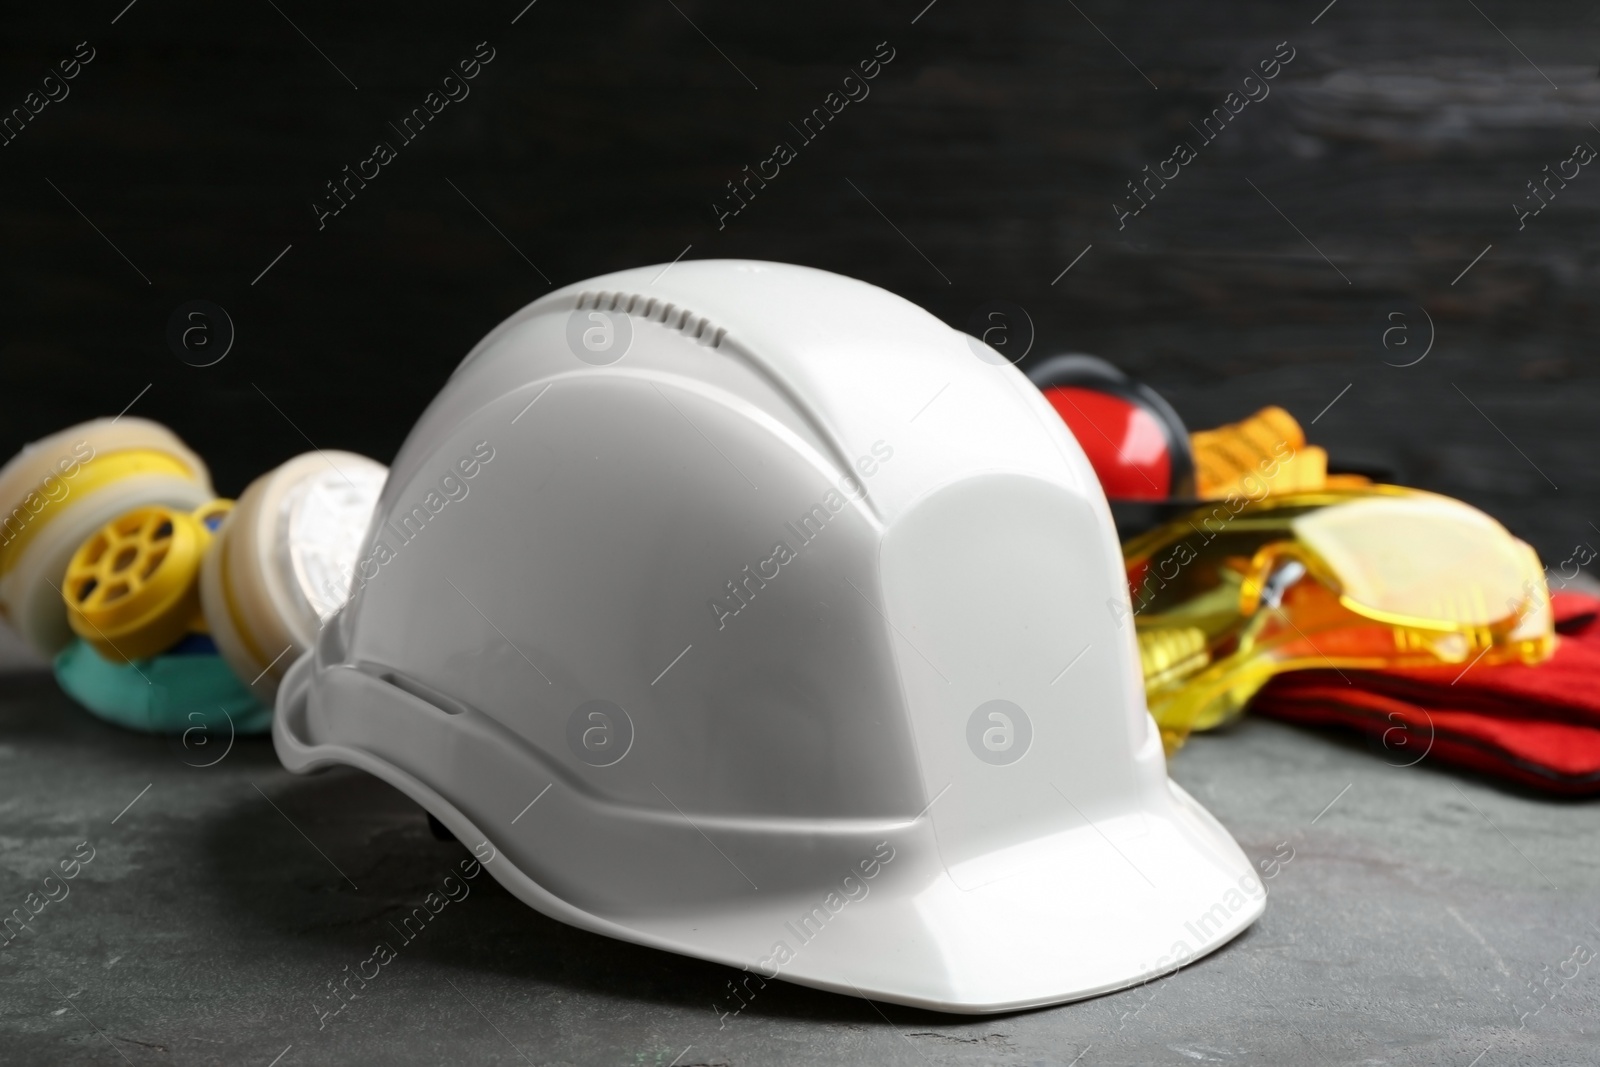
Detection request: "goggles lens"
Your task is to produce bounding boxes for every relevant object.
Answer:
[1291,493,1537,630]
[1123,487,1554,752]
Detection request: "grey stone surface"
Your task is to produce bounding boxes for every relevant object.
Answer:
[2,670,1596,1066]
[0,627,45,675]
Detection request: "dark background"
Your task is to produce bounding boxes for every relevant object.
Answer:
[2,0,1595,560]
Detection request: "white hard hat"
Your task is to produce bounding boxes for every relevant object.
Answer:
[274,260,1262,1013]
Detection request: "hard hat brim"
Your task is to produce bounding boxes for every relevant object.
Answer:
[276,653,1261,1014]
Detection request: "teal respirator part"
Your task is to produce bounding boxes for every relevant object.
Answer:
[53,635,273,735]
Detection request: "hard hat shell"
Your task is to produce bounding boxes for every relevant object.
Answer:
[274,260,1261,1013]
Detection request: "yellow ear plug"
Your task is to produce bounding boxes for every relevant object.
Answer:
[62,500,232,663]
[1190,405,1341,500]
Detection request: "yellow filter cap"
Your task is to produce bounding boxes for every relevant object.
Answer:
[62,500,233,662]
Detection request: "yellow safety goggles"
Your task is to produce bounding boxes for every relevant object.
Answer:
[1122,485,1553,752]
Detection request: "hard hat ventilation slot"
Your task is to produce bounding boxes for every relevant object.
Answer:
[574,290,726,349]
[362,663,473,718]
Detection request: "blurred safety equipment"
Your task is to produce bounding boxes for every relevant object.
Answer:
[201,451,386,702]
[274,260,1261,1013]
[1254,591,1600,796]
[0,418,213,656]
[1124,486,1554,752]
[54,633,271,737]
[1189,405,1369,500]
[1024,359,1383,541]
[62,500,231,662]
[1191,405,1321,499]
[1028,354,1194,501]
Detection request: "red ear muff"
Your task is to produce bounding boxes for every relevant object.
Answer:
[1041,387,1174,499]
[1027,354,1195,501]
